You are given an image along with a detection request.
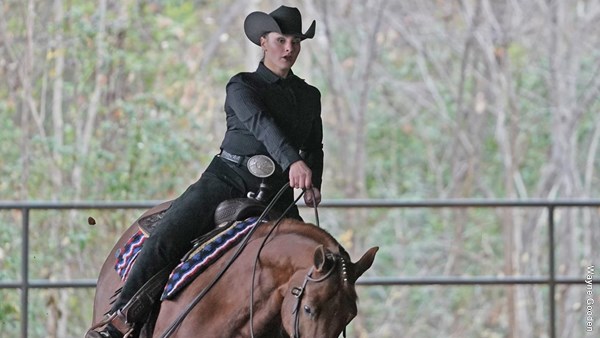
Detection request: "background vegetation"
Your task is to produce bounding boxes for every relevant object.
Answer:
[1,0,599,337]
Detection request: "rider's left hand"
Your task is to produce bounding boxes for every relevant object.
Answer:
[303,187,321,207]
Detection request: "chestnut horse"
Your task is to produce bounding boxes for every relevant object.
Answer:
[91,203,378,338]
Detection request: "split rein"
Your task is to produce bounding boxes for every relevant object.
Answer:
[249,187,349,338]
[160,183,322,338]
[248,184,323,338]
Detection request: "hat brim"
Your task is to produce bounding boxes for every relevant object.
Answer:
[244,12,281,46]
[244,11,316,46]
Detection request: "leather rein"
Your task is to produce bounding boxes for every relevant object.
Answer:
[161,184,338,338]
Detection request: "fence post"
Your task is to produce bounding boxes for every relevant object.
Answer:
[21,207,29,338]
[548,206,556,338]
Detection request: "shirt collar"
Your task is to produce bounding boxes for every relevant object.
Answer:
[257,62,295,84]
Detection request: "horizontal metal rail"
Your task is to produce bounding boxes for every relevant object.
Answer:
[0,275,595,289]
[2,198,600,209]
[1,199,599,338]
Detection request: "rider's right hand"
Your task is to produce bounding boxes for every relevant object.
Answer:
[288,160,312,190]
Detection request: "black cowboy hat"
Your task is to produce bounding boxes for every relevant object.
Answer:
[244,6,316,46]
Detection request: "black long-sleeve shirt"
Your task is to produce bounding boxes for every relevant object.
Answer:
[220,62,323,189]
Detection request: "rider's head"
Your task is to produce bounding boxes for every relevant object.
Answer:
[244,6,316,78]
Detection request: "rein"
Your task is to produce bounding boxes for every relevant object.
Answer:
[159,183,292,338]
[248,186,306,337]
[160,185,325,338]
[248,187,343,338]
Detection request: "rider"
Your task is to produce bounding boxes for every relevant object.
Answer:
[86,5,322,338]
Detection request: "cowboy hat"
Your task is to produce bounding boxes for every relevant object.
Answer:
[244,6,316,46]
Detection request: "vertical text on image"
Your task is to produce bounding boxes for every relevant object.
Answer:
[586,265,595,333]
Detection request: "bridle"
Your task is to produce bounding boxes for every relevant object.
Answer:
[289,253,349,338]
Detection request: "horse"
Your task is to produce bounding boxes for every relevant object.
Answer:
[91,202,379,338]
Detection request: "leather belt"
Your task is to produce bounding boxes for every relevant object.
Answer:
[219,149,250,166]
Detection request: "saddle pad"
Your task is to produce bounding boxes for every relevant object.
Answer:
[161,217,261,300]
[114,230,146,280]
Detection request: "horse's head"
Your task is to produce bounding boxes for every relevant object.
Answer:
[280,245,378,338]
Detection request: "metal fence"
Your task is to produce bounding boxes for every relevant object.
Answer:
[1,199,599,338]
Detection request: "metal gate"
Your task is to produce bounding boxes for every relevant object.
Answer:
[1,199,598,337]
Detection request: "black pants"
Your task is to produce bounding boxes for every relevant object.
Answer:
[111,155,299,312]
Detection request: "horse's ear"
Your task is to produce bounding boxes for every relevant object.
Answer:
[350,247,379,284]
[313,245,327,272]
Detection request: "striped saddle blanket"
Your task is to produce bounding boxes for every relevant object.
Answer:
[113,217,262,300]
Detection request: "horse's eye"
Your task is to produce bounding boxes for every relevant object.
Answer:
[303,305,313,315]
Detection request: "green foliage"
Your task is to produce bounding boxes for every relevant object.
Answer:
[0,114,21,197]
[0,292,19,333]
[0,214,21,281]
[1,0,599,336]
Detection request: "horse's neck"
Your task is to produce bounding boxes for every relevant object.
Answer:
[229,222,334,335]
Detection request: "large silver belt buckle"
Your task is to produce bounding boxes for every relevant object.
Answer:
[247,155,275,178]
